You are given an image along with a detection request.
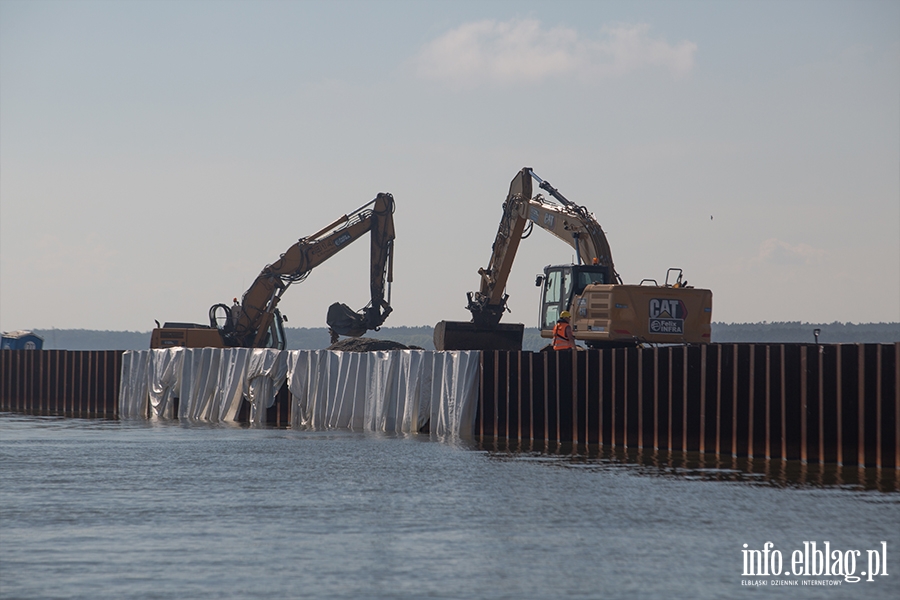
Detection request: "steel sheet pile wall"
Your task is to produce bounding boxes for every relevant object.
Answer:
[0,350,122,418]
[477,343,899,469]
[3,344,898,468]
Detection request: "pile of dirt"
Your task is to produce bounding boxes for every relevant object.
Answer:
[327,337,423,352]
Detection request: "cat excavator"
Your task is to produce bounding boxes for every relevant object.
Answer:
[150,193,396,349]
[434,168,712,350]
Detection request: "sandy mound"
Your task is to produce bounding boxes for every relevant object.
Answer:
[327,337,422,352]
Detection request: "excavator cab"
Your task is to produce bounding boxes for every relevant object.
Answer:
[537,264,610,330]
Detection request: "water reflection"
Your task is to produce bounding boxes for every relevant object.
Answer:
[6,411,897,493]
[477,437,900,493]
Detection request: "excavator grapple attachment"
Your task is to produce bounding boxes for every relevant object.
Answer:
[434,320,524,351]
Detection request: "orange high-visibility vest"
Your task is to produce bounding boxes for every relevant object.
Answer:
[552,321,575,350]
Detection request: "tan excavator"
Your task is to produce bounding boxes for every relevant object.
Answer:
[151,193,396,349]
[434,168,712,350]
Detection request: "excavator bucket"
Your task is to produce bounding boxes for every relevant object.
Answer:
[326,302,369,338]
[434,320,524,351]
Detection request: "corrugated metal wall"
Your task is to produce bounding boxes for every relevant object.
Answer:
[477,344,899,469]
[0,350,122,418]
[2,344,898,472]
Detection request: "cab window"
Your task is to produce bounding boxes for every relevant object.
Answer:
[544,270,562,304]
[574,270,606,296]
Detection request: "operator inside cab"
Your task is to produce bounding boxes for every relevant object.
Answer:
[552,311,576,350]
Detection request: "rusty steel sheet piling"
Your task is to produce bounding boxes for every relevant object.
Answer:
[477,343,899,470]
[2,344,898,472]
[0,350,122,419]
[0,349,292,424]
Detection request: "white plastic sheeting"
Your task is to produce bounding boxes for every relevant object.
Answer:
[245,349,288,423]
[119,350,152,418]
[119,349,480,437]
[119,348,282,423]
[286,350,480,437]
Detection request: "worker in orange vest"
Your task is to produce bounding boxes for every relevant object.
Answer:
[552,311,576,350]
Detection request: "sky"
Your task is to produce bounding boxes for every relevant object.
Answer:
[1,0,898,332]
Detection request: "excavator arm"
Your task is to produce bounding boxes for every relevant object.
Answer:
[464,168,531,328]
[218,193,395,347]
[153,193,396,350]
[464,167,617,329]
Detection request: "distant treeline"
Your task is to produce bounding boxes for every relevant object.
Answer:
[25,322,900,351]
[710,322,900,344]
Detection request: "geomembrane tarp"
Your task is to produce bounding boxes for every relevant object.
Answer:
[119,349,480,438]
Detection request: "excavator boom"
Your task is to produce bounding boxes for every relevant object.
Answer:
[435,168,711,350]
[150,193,396,349]
[463,168,617,329]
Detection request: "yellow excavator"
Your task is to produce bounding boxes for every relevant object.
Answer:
[151,193,396,349]
[434,168,712,350]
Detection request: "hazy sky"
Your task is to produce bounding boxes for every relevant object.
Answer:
[2,0,898,332]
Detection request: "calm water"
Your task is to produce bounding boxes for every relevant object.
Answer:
[1,413,898,599]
